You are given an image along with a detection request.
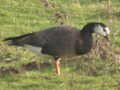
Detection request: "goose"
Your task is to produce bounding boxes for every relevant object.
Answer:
[3,22,110,76]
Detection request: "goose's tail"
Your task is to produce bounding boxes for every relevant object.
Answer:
[3,33,34,46]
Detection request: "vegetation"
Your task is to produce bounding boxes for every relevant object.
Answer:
[0,0,120,90]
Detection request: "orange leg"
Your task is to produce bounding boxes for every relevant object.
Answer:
[55,60,61,76]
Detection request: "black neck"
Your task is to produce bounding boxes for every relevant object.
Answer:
[75,31,93,55]
[82,33,93,53]
[81,24,94,34]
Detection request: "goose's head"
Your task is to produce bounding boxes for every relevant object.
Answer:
[93,23,110,42]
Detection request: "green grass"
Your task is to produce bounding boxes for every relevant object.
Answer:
[0,74,119,90]
[0,0,120,90]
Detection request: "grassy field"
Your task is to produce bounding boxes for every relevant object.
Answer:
[0,0,120,90]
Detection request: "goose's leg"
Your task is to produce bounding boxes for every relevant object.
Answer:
[54,56,61,76]
[55,60,61,76]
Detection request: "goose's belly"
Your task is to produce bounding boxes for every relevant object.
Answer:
[24,44,77,59]
[24,44,53,58]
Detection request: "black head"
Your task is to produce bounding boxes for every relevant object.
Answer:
[81,22,110,42]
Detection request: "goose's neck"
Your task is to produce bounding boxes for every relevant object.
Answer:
[75,32,93,55]
[82,33,93,52]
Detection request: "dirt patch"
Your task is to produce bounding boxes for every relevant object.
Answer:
[0,61,51,76]
[0,66,25,76]
[21,61,51,71]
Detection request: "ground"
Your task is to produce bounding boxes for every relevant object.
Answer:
[0,0,120,90]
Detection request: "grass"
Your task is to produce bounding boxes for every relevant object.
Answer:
[0,0,120,90]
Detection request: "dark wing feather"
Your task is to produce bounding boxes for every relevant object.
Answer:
[3,33,35,46]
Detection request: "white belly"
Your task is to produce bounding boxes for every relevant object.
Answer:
[24,44,53,58]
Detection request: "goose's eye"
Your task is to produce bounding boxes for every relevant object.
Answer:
[103,28,106,32]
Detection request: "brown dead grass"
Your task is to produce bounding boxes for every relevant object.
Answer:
[21,61,51,71]
[0,66,25,76]
[0,61,51,76]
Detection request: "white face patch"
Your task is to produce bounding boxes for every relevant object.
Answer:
[24,44,53,58]
[94,24,109,37]
[104,27,110,35]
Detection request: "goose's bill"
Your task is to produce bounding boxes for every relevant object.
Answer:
[104,34,110,42]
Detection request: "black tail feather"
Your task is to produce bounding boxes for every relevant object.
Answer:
[3,33,34,46]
